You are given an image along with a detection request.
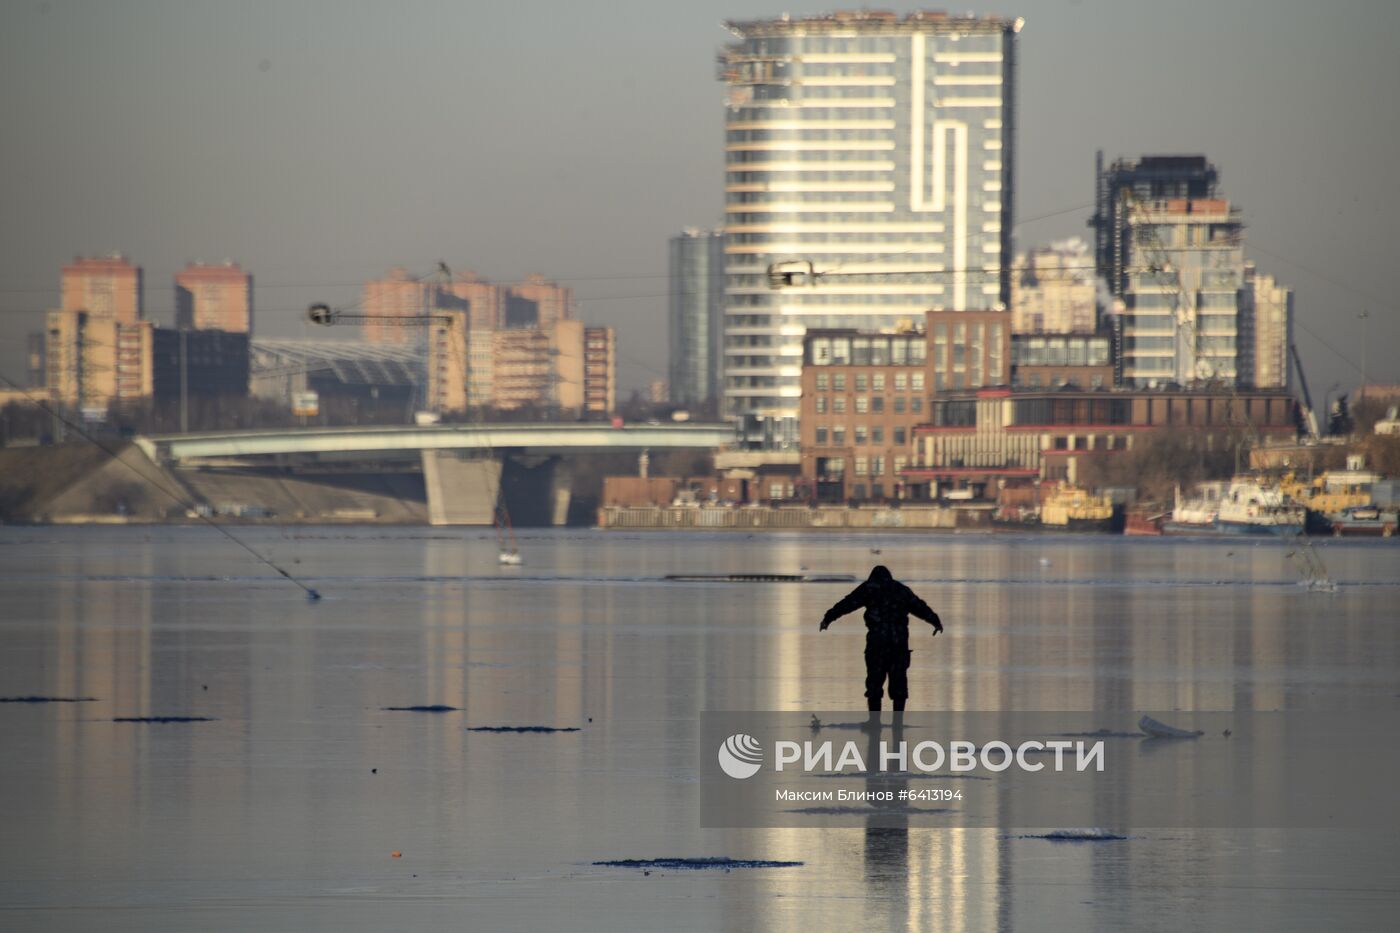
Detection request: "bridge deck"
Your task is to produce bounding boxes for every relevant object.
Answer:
[140,422,736,463]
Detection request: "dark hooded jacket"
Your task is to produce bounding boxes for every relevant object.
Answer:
[820,565,942,645]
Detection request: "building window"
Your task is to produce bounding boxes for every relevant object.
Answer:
[871,396,884,413]
[833,374,846,391]
[815,427,828,445]
[894,427,906,445]
[872,373,885,391]
[855,373,868,392]
[855,425,868,445]
[833,396,847,413]
[911,397,923,413]
[872,427,884,444]
[852,339,871,366]
[855,396,869,413]
[832,426,846,445]
[853,483,866,500]
[872,483,884,499]
[894,372,907,391]
[815,373,829,391]
[815,396,828,413]
[894,456,907,473]
[931,400,977,427]
[855,457,868,476]
[871,456,885,475]
[894,396,905,413]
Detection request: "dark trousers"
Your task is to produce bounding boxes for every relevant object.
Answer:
[864,641,911,709]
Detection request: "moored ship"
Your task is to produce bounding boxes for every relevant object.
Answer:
[1324,505,1397,538]
[1164,479,1304,537]
[1040,486,1124,534]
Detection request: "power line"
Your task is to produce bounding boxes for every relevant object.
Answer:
[1292,319,1364,378]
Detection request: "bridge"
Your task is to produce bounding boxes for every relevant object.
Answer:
[135,423,736,526]
[138,422,736,464]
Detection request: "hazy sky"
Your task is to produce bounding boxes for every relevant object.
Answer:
[2,0,1396,398]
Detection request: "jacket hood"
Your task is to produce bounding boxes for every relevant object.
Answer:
[869,565,892,582]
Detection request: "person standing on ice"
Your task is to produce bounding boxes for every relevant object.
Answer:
[819,565,943,712]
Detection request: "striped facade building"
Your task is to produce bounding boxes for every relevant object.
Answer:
[719,10,1021,447]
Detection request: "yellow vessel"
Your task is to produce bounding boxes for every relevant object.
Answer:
[1040,486,1122,532]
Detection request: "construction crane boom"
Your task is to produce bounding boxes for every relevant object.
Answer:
[1289,342,1321,441]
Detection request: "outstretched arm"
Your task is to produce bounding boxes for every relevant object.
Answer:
[819,583,868,631]
[908,592,944,636]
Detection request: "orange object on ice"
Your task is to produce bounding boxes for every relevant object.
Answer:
[391,851,402,858]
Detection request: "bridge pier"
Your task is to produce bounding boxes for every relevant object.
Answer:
[499,455,572,527]
[421,450,502,526]
[422,450,573,527]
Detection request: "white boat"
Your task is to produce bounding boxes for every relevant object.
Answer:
[498,550,523,566]
[1215,479,1305,536]
[1165,479,1304,537]
[1163,482,1222,533]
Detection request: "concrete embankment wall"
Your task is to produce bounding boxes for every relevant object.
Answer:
[0,443,427,524]
[176,469,427,523]
[598,505,986,532]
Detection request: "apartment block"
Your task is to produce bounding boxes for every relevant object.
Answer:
[61,254,142,324]
[1011,238,1097,334]
[584,326,616,416]
[45,309,152,409]
[175,261,253,333]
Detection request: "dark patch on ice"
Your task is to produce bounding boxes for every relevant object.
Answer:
[1009,829,1128,842]
[112,716,215,723]
[592,857,802,870]
[1056,730,1147,739]
[467,725,580,733]
[382,705,458,713]
[786,805,954,816]
[0,696,97,703]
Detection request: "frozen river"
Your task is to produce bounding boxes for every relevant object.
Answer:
[1,526,1397,930]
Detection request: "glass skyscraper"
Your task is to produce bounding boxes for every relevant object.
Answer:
[719,11,1021,446]
[667,229,725,407]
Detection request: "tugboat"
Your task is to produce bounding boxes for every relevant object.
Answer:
[1039,486,1124,534]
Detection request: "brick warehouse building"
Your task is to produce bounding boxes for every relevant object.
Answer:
[903,387,1297,499]
[799,313,1298,502]
[799,328,929,502]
